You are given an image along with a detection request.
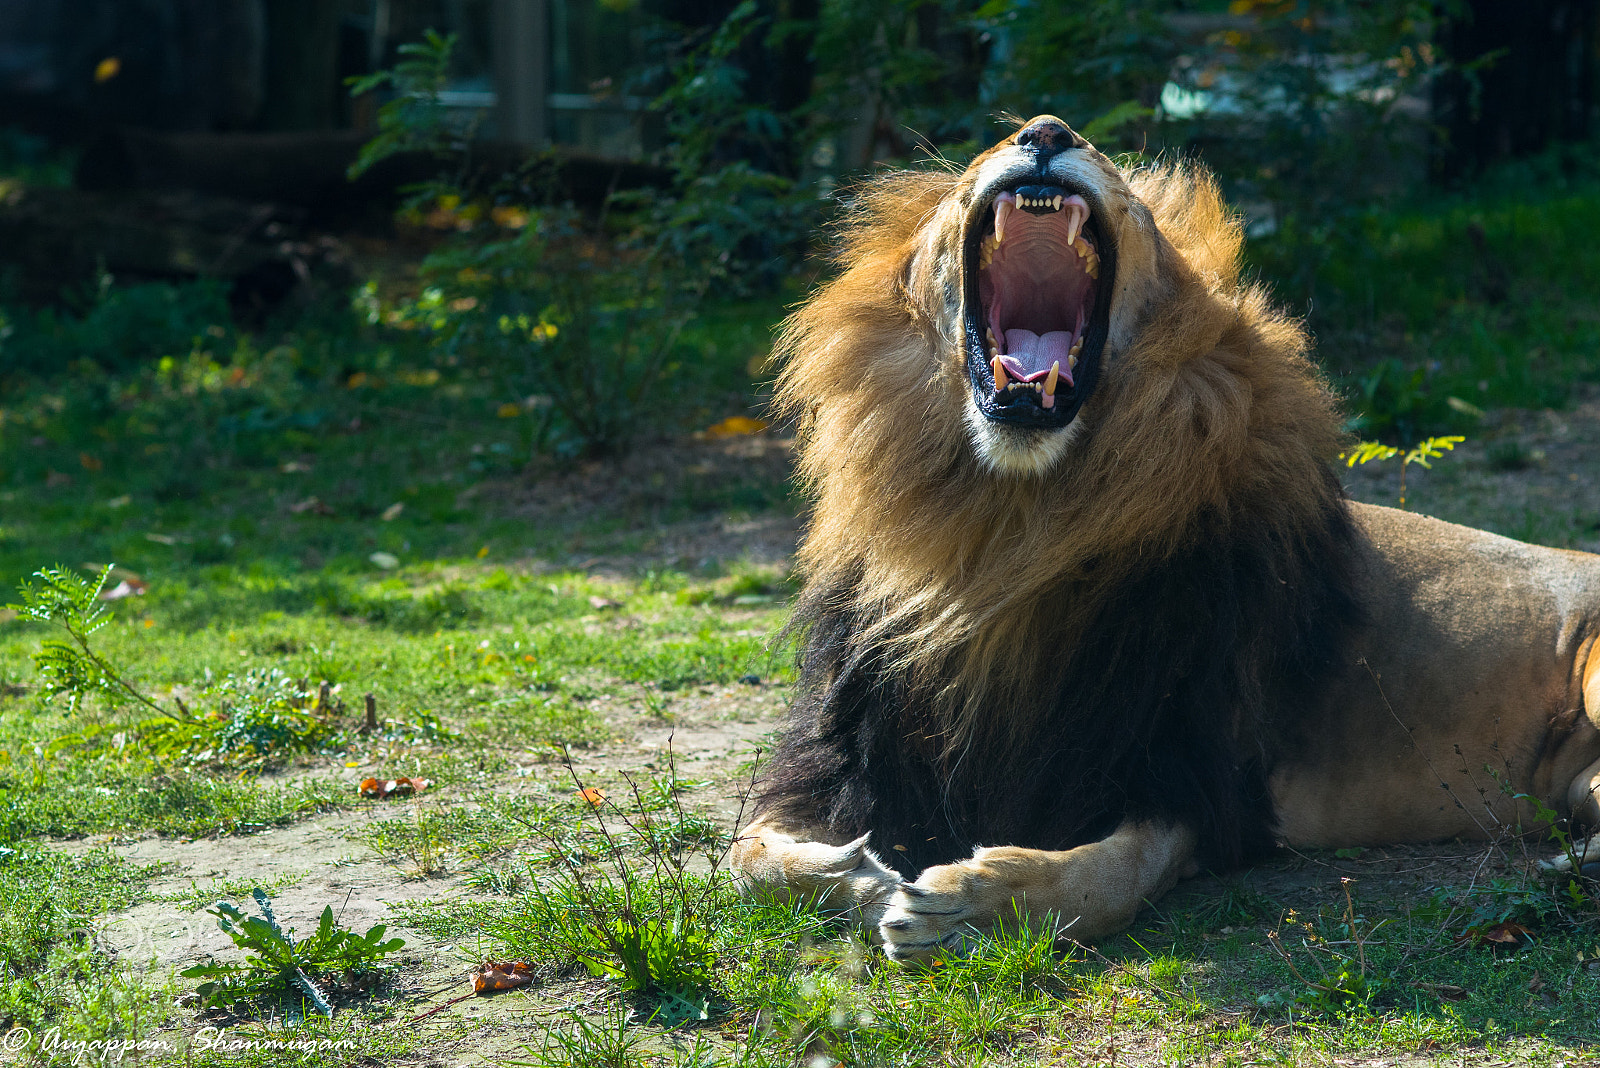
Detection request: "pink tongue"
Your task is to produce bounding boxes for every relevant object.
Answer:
[1000,331,1076,383]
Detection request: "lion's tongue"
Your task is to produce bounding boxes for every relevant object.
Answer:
[1000,331,1076,385]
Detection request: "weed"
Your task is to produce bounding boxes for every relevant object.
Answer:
[9,564,189,720]
[517,1004,642,1068]
[1341,435,1465,509]
[1265,879,1389,1013]
[180,889,404,1015]
[523,752,731,1008]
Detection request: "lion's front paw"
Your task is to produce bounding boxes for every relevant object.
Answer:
[1538,833,1600,876]
[877,860,986,962]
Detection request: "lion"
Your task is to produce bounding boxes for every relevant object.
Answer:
[729,115,1600,962]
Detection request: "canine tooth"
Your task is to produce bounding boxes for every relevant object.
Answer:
[1044,361,1060,398]
[1066,213,1083,247]
[991,356,1007,390]
[995,198,1012,243]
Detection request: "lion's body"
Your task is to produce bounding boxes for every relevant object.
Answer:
[732,118,1600,959]
[1275,503,1600,847]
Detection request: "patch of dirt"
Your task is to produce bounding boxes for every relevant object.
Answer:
[54,807,458,978]
[492,433,803,572]
[53,682,792,1063]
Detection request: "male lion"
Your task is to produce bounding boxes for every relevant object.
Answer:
[731,115,1600,961]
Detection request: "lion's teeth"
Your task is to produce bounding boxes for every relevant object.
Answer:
[991,356,1007,390]
[1044,361,1060,398]
[995,199,1012,243]
[1069,337,1082,357]
[1053,195,1062,211]
[1085,257,1099,279]
[1068,354,1078,369]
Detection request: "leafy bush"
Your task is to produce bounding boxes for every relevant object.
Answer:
[352,15,807,457]
[142,670,336,770]
[2,279,232,376]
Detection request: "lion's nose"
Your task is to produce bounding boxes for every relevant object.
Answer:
[1015,117,1080,162]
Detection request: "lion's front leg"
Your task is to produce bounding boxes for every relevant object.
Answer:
[731,814,904,927]
[878,820,1197,961]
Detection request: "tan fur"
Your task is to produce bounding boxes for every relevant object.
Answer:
[739,117,1600,960]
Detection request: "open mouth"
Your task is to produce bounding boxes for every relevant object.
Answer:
[965,182,1114,429]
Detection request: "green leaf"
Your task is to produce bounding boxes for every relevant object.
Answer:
[1404,435,1466,469]
[1340,441,1400,467]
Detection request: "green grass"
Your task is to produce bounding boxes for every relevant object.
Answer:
[0,845,174,1039]
[390,856,1600,1065]
[1251,146,1600,442]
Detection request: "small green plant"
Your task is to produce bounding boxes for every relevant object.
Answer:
[514,749,732,1019]
[1265,878,1389,1013]
[1341,435,1466,509]
[142,670,337,769]
[180,889,404,1015]
[8,565,189,720]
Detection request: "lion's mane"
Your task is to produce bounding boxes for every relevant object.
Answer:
[758,162,1364,876]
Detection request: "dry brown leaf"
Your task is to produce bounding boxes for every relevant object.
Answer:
[100,578,148,601]
[290,496,335,516]
[359,776,433,800]
[1455,920,1533,948]
[472,960,535,994]
[576,787,605,807]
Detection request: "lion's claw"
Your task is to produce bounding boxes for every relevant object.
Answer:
[877,861,984,962]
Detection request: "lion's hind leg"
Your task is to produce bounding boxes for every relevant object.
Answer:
[731,814,904,927]
[877,820,1198,962]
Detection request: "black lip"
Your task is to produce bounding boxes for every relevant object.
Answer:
[964,177,1116,432]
